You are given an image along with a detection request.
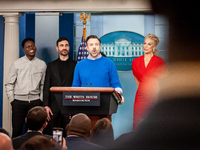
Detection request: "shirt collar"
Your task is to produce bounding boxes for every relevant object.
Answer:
[58,57,70,62]
[24,55,36,61]
[27,130,42,133]
[87,53,102,60]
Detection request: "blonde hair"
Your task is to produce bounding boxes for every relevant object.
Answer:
[145,34,160,56]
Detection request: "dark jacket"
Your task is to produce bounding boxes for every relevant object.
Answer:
[12,131,52,150]
[65,136,105,150]
[43,58,76,114]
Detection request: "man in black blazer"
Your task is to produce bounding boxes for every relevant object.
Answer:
[65,113,104,150]
[12,106,51,150]
[43,37,76,136]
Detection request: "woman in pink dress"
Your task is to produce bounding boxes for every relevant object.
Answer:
[132,34,167,130]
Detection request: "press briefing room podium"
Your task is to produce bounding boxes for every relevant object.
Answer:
[50,87,120,127]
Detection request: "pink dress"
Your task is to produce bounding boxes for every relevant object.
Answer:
[132,55,167,130]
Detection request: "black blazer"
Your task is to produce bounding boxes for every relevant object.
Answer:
[43,58,76,114]
[12,132,51,150]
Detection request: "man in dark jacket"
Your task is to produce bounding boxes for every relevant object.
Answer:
[43,37,76,136]
[12,106,51,150]
[65,113,105,150]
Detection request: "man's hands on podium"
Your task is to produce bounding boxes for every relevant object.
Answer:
[44,106,53,121]
[117,91,124,105]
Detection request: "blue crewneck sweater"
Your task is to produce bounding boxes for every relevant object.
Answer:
[72,56,121,89]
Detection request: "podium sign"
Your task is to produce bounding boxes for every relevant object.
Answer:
[63,92,100,106]
[50,87,118,115]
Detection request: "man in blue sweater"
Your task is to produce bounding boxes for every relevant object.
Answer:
[72,35,123,103]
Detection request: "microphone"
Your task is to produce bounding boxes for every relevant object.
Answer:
[85,83,88,87]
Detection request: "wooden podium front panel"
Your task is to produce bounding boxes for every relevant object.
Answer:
[54,92,118,115]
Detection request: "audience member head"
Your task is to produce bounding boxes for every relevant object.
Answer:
[91,118,114,147]
[0,127,10,137]
[66,113,91,140]
[20,135,63,150]
[150,0,200,62]
[26,106,47,131]
[0,133,13,150]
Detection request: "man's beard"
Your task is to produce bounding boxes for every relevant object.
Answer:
[89,51,100,58]
[59,49,69,56]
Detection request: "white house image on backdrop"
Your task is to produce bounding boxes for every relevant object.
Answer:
[101,38,144,57]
